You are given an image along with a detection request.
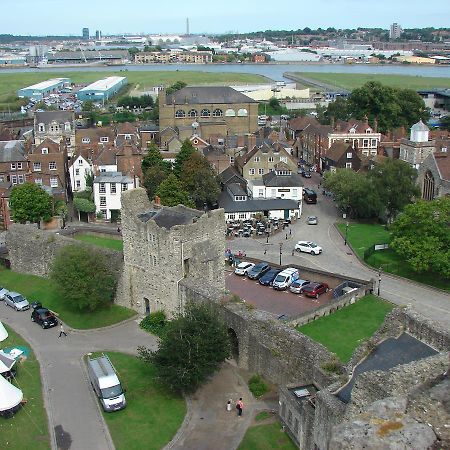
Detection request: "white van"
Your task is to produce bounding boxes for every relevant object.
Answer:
[272,267,299,290]
[87,354,126,412]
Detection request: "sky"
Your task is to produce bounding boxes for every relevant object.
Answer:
[4,0,450,35]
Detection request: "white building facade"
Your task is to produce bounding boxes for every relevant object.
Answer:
[69,155,93,192]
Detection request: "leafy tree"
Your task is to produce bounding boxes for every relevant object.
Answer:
[155,174,194,208]
[180,153,220,208]
[128,47,140,58]
[319,96,350,124]
[137,302,230,394]
[173,139,196,177]
[85,172,94,190]
[82,100,94,112]
[143,166,170,200]
[390,198,450,276]
[141,143,171,173]
[73,198,96,221]
[368,159,420,222]
[9,182,53,224]
[440,115,450,132]
[74,189,93,201]
[165,81,187,95]
[50,245,117,311]
[395,89,430,129]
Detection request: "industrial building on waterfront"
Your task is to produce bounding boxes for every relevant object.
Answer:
[17,78,71,100]
[76,76,128,102]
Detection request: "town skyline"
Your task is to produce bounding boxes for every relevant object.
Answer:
[3,0,450,36]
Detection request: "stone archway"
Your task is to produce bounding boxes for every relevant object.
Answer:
[228,328,239,362]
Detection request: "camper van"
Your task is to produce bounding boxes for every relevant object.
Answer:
[272,267,299,290]
[87,354,126,412]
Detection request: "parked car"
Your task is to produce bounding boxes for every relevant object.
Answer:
[273,268,299,290]
[247,262,271,280]
[307,216,318,225]
[258,268,281,286]
[302,171,312,178]
[4,292,30,311]
[234,262,255,276]
[303,188,317,204]
[295,241,322,255]
[0,287,9,300]
[289,279,311,294]
[31,307,58,329]
[302,282,329,299]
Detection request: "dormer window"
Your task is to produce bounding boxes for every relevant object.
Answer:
[234,195,247,201]
[38,123,45,132]
[64,122,71,131]
[100,137,109,143]
[41,147,48,154]
[349,128,356,134]
[125,134,132,140]
[82,137,90,144]
[366,128,372,133]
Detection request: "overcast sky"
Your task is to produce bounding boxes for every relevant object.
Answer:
[5,0,450,35]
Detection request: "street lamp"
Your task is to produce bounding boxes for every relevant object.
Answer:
[279,242,283,266]
[344,222,349,246]
[377,267,382,296]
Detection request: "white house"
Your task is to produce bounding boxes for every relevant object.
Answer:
[69,155,93,192]
[93,172,137,221]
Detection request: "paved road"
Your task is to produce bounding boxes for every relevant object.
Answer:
[228,173,450,329]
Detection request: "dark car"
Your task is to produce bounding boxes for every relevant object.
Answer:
[31,308,58,329]
[303,188,317,204]
[302,171,312,178]
[259,268,281,286]
[302,282,329,299]
[247,262,271,280]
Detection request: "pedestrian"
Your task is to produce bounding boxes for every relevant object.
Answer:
[58,324,67,338]
[292,249,295,256]
[289,229,292,236]
[226,399,232,412]
[236,398,244,416]
[117,226,121,233]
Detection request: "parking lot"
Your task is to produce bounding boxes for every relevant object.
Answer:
[225,268,340,318]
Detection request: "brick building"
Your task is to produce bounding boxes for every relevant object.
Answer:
[0,140,27,186]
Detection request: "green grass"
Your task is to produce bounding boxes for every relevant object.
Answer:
[255,411,272,422]
[73,233,123,251]
[97,352,186,450]
[297,295,394,363]
[0,325,50,450]
[0,71,266,110]
[292,72,450,91]
[336,222,449,291]
[238,422,297,450]
[0,269,135,329]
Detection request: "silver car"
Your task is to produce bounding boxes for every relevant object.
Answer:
[4,292,30,311]
[0,287,9,300]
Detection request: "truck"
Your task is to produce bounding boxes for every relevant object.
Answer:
[87,354,126,412]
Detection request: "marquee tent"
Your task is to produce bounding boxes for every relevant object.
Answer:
[0,373,23,413]
[0,321,7,342]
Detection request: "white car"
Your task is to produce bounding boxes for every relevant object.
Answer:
[234,262,255,276]
[4,291,30,311]
[295,241,322,255]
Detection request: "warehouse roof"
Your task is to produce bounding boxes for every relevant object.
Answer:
[79,77,127,93]
[20,78,70,91]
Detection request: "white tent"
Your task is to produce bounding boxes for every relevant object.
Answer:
[0,351,16,374]
[0,373,23,412]
[0,321,7,342]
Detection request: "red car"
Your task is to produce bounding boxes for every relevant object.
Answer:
[302,282,329,299]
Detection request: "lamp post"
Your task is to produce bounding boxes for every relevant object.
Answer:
[377,267,382,296]
[279,242,283,266]
[344,221,349,246]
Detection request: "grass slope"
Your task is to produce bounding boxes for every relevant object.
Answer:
[98,352,186,450]
[0,325,50,450]
[297,295,394,363]
[294,72,450,91]
[238,422,297,450]
[0,269,135,329]
[73,234,123,251]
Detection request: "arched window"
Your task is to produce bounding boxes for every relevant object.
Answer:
[175,110,185,118]
[225,109,236,117]
[422,170,435,201]
[237,108,248,117]
[200,108,211,117]
[213,108,223,117]
[188,109,198,118]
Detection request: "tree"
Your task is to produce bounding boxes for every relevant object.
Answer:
[9,182,53,224]
[128,47,140,58]
[137,302,230,394]
[173,139,196,177]
[165,81,187,95]
[84,171,94,190]
[180,153,220,208]
[143,166,169,200]
[440,115,450,132]
[368,159,420,222]
[141,143,171,173]
[390,198,450,277]
[50,245,117,311]
[82,100,94,112]
[156,174,194,208]
[73,197,96,221]
[395,89,430,129]
[319,96,350,124]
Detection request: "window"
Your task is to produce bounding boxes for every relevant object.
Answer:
[258,189,264,197]
[249,168,255,175]
[237,108,248,117]
[99,182,106,194]
[100,196,107,207]
[254,156,260,162]
[213,109,223,117]
[76,180,81,189]
[10,163,17,171]
[110,183,117,194]
[152,255,157,266]
[363,139,369,148]
[200,109,211,117]
[49,161,57,170]
[229,156,234,164]
[347,152,352,159]
[225,109,236,117]
[100,168,106,172]
[292,188,298,197]
[187,109,198,118]
[38,123,45,132]
[271,188,276,197]
[78,159,83,165]
[100,137,109,143]
[34,178,43,185]
[235,195,246,201]
[17,174,25,184]
[258,168,264,175]
[64,122,71,131]
[175,109,185,118]
[100,209,107,218]
[50,177,58,187]
[346,162,352,169]
[10,175,17,185]
[82,137,90,144]
[228,214,236,220]
[33,162,41,172]
[17,162,23,170]
[371,139,377,147]
[41,147,48,154]
[75,168,80,176]
[124,134,131,140]
[50,124,59,132]
[121,183,128,192]
[238,213,246,219]
[366,128,371,133]
[280,156,287,163]
[268,156,274,163]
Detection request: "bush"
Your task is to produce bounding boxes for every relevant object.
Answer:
[248,374,268,398]
[139,311,167,337]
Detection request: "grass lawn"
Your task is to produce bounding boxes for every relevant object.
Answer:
[292,72,450,91]
[96,352,186,450]
[238,421,297,450]
[0,325,50,450]
[297,295,394,363]
[336,222,449,291]
[74,233,123,251]
[0,70,266,109]
[0,269,135,329]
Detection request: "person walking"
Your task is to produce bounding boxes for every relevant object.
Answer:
[58,323,67,338]
[236,398,244,417]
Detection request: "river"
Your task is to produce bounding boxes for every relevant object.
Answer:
[2,63,450,82]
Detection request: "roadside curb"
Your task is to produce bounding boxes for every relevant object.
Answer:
[66,313,139,334]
